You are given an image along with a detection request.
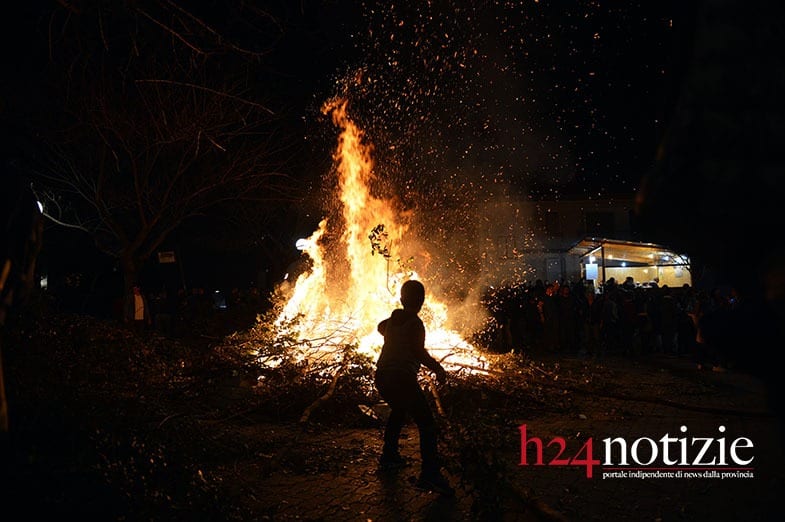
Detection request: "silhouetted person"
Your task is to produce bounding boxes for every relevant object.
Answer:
[677,284,697,356]
[153,288,178,337]
[374,279,453,496]
[123,285,151,334]
[600,287,621,355]
[556,284,577,353]
[542,283,560,352]
[659,286,678,355]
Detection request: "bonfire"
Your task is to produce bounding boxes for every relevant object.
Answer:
[262,98,489,386]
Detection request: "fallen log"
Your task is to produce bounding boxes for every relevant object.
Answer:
[423,374,447,421]
[299,364,344,423]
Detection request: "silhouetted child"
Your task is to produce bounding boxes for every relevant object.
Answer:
[375,279,454,496]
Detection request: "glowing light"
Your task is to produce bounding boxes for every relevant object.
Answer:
[272,99,486,373]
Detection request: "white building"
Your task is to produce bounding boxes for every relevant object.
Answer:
[471,194,689,289]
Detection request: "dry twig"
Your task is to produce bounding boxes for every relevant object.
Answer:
[299,364,345,423]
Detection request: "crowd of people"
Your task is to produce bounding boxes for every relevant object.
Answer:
[47,267,749,374]
[118,284,268,338]
[485,276,744,372]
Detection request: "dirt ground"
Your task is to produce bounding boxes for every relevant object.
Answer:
[2,310,783,521]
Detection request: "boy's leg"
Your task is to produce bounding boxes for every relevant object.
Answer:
[378,372,439,468]
[407,387,454,495]
[382,407,406,457]
[376,370,411,465]
[381,374,454,495]
[404,387,439,474]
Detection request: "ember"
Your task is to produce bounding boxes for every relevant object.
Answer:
[271,98,487,374]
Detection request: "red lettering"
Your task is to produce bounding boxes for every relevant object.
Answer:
[519,425,598,478]
[570,438,600,478]
[519,424,545,465]
[548,437,570,465]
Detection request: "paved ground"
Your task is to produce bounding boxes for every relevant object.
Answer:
[200,353,785,521]
[4,318,783,522]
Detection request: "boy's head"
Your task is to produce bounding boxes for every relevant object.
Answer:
[400,280,425,311]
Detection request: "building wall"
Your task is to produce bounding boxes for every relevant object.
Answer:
[475,196,636,286]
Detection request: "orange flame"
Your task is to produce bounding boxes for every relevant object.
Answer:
[273,98,486,373]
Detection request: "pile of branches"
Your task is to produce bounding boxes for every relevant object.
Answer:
[1,309,268,519]
[215,307,380,425]
[1,305,605,520]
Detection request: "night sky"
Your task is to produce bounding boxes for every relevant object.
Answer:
[310,1,678,200]
[1,1,685,290]
[3,1,679,194]
[268,0,681,201]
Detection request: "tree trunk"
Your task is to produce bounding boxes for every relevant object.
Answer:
[121,255,138,293]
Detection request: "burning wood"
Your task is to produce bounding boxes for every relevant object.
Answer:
[268,98,488,374]
[299,360,345,423]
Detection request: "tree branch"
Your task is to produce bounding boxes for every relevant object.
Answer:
[136,8,205,55]
[299,365,344,423]
[135,79,275,115]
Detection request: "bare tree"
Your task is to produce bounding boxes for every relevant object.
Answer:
[26,1,302,292]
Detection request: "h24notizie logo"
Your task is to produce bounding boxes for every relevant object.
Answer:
[518,424,755,479]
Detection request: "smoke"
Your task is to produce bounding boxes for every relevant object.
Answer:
[300,0,673,335]
[318,0,672,198]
